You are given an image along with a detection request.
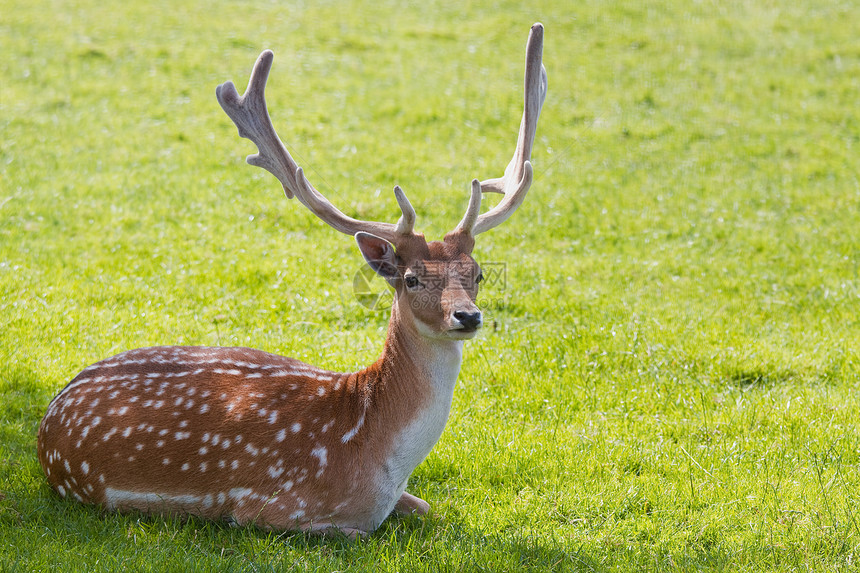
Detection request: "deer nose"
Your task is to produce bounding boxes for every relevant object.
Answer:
[454,310,483,331]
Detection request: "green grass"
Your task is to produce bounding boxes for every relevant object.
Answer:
[2,0,860,570]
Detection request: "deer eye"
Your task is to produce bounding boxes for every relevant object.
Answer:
[476,271,484,285]
[405,275,421,289]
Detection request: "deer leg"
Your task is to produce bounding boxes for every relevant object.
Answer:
[393,491,430,516]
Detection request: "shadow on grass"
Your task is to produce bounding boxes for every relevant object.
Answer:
[8,485,598,572]
[0,364,589,570]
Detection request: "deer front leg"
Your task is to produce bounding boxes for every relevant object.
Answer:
[394,491,430,516]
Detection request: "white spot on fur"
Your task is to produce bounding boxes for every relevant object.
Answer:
[311,446,328,477]
[104,487,205,509]
[341,413,365,443]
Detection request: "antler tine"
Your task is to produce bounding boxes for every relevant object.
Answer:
[458,23,547,237]
[217,50,416,243]
[216,51,297,198]
[393,185,417,235]
[457,179,484,234]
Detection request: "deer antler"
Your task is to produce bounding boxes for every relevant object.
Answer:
[456,23,547,237]
[216,50,417,242]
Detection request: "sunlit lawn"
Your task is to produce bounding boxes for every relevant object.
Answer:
[2,0,859,571]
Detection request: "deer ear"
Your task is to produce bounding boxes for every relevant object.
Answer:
[355,232,399,280]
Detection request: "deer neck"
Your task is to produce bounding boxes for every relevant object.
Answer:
[382,301,464,392]
[360,300,464,480]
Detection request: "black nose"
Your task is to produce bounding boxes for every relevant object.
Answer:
[454,310,482,331]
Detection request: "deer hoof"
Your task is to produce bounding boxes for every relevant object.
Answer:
[394,491,430,516]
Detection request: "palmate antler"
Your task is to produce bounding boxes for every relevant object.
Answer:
[216,23,546,245]
[215,52,416,245]
[457,22,547,237]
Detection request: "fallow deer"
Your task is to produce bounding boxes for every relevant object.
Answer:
[37,23,547,537]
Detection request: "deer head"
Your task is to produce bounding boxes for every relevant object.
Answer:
[215,23,547,342]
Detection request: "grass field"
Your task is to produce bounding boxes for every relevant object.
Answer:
[2,0,859,570]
